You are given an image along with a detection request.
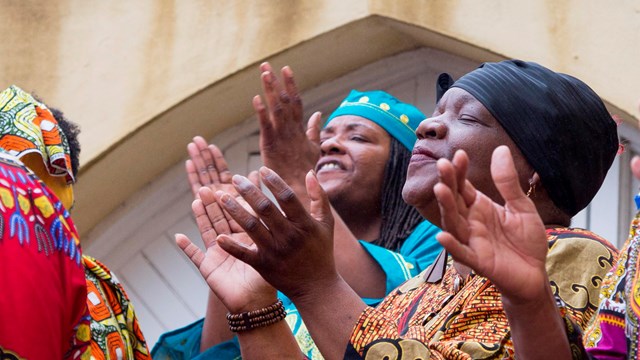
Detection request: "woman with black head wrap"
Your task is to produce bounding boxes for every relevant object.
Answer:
[177,60,620,359]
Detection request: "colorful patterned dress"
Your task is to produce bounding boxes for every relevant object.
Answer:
[346,228,617,359]
[0,152,90,359]
[0,85,152,359]
[84,255,151,360]
[584,210,640,359]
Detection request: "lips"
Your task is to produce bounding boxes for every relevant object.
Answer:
[316,158,347,173]
[410,145,438,163]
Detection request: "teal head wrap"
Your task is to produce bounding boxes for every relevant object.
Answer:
[325,90,425,151]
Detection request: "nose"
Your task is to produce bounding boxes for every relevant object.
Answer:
[320,135,346,155]
[416,118,447,140]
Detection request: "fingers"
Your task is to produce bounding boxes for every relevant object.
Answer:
[305,170,333,227]
[215,189,273,248]
[216,234,260,268]
[306,112,322,145]
[231,173,291,231]
[281,66,303,123]
[248,170,261,187]
[176,233,206,268]
[490,146,530,207]
[185,160,202,198]
[188,142,213,187]
[434,181,470,243]
[436,232,478,269]
[260,70,292,126]
[192,136,220,183]
[254,95,273,135]
[258,167,311,224]
[208,144,232,183]
[192,198,219,248]
[199,187,232,235]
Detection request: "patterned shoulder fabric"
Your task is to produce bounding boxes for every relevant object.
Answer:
[346,227,617,359]
[83,255,151,359]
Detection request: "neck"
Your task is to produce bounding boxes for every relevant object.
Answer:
[334,203,382,242]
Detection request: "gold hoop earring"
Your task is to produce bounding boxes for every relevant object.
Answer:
[526,183,536,198]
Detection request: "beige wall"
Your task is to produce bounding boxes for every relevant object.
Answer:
[1,1,638,237]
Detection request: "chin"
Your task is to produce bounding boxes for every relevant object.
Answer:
[403,175,435,208]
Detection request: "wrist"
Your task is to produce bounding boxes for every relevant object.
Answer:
[501,275,555,313]
[227,299,286,333]
[228,292,278,314]
[287,272,345,308]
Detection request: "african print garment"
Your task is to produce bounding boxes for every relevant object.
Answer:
[584,211,640,359]
[83,255,151,360]
[0,85,74,182]
[346,228,617,360]
[0,152,89,360]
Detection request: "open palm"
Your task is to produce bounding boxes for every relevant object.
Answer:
[254,63,321,195]
[176,186,275,313]
[435,147,548,303]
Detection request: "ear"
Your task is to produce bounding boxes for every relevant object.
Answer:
[529,172,541,187]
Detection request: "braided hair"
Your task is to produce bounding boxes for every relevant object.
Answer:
[373,137,425,250]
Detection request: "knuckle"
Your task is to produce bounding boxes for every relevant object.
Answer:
[255,198,273,214]
[243,217,260,232]
[272,104,284,118]
[279,91,291,104]
[276,188,296,203]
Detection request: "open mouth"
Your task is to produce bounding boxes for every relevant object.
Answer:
[317,160,345,172]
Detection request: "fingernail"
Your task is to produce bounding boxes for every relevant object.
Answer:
[259,166,273,178]
[220,193,232,204]
[232,175,252,190]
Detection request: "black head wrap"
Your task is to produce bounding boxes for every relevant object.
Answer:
[438,60,618,216]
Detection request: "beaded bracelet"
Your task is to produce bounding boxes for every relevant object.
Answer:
[226,299,287,332]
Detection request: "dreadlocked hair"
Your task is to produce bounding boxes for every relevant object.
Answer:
[373,137,425,251]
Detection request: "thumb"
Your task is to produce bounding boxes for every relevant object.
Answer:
[306,112,322,145]
[306,170,333,227]
[490,146,529,208]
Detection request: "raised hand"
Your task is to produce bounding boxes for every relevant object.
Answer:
[176,186,276,313]
[254,63,323,196]
[434,146,548,304]
[214,167,337,299]
[186,136,235,198]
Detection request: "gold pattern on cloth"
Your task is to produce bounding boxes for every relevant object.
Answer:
[348,228,617,359]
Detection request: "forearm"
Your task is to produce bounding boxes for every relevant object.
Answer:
[502,280,572,360]
[332,209,386,298]
[200,291,234,352]
[292,276,368,360]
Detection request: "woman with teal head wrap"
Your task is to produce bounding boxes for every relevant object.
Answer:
[320,89,435,251]
[152,76,442,359]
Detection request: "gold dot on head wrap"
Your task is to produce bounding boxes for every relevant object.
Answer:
[326,90,426,151]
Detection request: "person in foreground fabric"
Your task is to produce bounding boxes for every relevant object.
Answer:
[0,85,151,359]
[176,60,621,359]
[153,66,442,359]
[0,87,89,359]
[447,139,640,356]
[583,155,640,359]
